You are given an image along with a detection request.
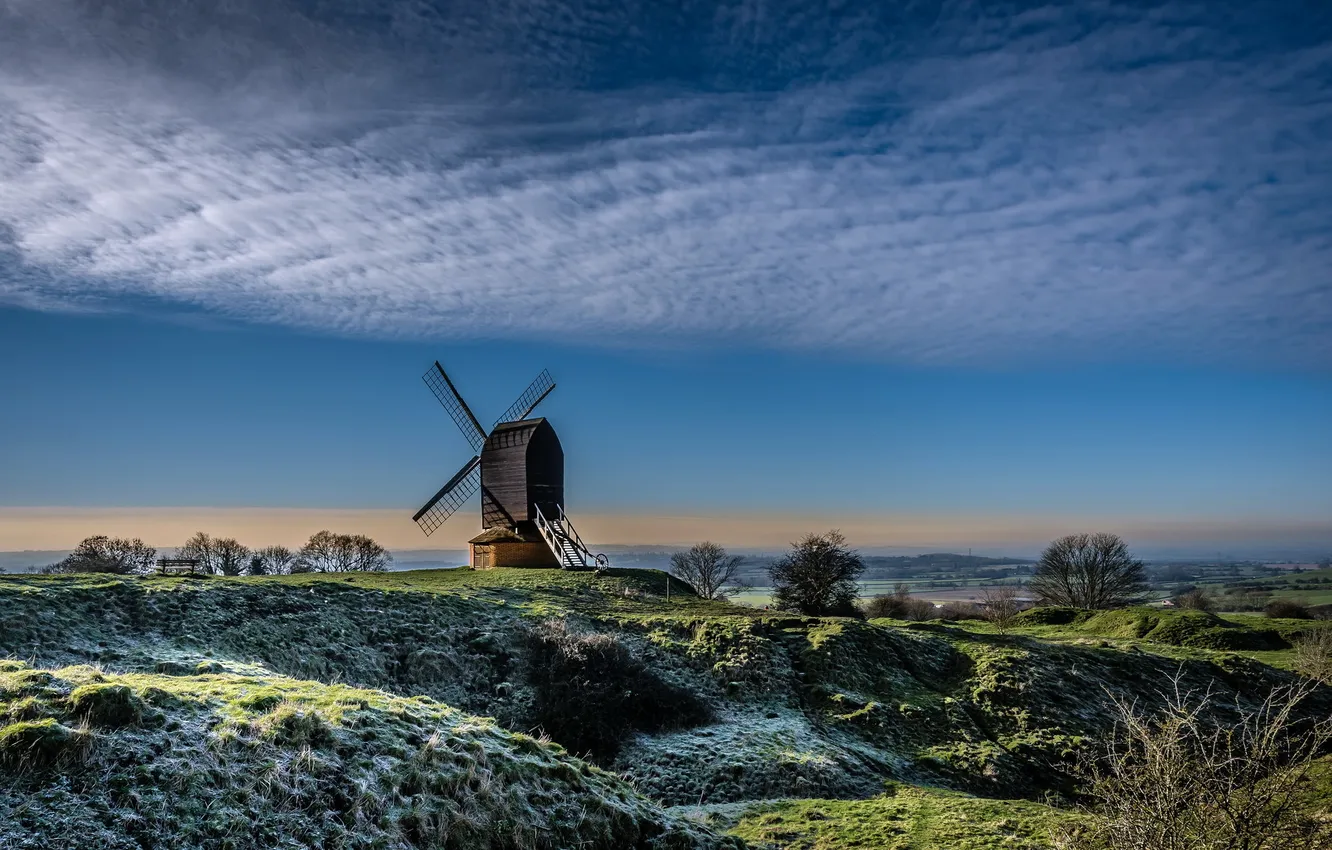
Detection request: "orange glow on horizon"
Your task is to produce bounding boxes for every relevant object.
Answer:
[1,506,1329,553]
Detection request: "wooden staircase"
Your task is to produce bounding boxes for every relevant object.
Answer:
[533,504,607,571]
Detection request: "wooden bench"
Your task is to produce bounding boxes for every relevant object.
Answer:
[156,558,202,576]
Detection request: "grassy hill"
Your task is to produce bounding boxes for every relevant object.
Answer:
[3,567,1330,848]
[0,661,736,850]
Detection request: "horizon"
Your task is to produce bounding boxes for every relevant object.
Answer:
[3,507,1330,563]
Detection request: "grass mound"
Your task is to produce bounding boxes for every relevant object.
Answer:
[1075,608,1290,651]
[68,683,147,727]
[0,663,741,850]
[0,718,89,768]
[1008,606,1295,652]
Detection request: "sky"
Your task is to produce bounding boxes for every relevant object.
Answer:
[1,0,1330,556]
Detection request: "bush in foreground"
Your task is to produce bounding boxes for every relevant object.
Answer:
[1066,678,1332,850]
[525,620,711,762]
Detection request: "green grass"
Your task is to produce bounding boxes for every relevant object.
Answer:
[0,661,740,850]
[726,785,1082,849]
[0,566,727,611]
[5,568,1332,848]
[874,605,1332,667]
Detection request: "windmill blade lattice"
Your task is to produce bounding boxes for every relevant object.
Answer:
[423,362,487,453]
[412,455,481,536]
[493,369,556,428]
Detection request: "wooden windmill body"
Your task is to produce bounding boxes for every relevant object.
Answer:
[411,363,605,570]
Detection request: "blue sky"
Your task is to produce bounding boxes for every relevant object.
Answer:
[1,0,1330,551]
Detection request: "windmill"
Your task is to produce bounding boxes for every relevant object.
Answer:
[412,361,608,571]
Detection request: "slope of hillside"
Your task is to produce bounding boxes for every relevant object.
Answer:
[2,568,1329,848]
[0,661,739,850]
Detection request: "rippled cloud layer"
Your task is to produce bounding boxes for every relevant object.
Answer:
[1,0,1329,365]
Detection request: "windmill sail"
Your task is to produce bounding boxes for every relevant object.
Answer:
[493,369,556,427]
[423,362,487,453]
[413,455,481,536]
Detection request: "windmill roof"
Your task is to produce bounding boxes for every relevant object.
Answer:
[491,417,546,431]
[469,526,534,544]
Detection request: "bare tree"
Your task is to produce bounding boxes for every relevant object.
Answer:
[347,534,392,573]
[296,530,343,573]
[979,585,1021,633]
[1029,532,1146,609]
[670,542,743,600]
[1066,678,1332,850]
[250,545,296,576]
[296,531,390,573]
[212,537,250,576]
[768,530,865,616]
[44,536,156,575]
[177,532,218,575]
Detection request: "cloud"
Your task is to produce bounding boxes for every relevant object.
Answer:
[1,0,1329,367]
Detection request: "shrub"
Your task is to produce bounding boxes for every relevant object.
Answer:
[1265,599,1312,620]
[1219,588,1272,612]
[978,585,1021,632]
[939,602,985,621]
[862,584,937,621]
[1066,680,1332,850]
[1292,629,1332,683]
[525,620,710,762]
[1173,588,1214,612]
[862,592,902,619]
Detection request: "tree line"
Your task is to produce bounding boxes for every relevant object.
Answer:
[42,530,392,575]
[672,530,1148,617]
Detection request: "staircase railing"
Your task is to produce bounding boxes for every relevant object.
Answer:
[557,506,592,564]
[558,507,609,568]
[533,504,608,570]
[531,503,572,568]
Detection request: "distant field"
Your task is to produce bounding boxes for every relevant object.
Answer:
[732,581,1025,608]
[1198,566,1332,607]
